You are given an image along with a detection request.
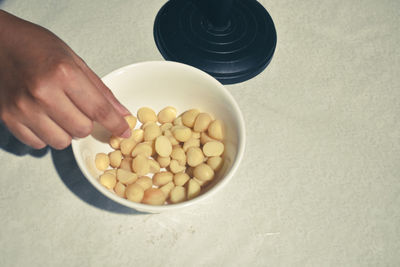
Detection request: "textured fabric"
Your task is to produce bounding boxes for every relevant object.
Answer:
[0,0,399,266]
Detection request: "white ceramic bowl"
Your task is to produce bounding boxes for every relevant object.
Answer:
[71,61,245,213]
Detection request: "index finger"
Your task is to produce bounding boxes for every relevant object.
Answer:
[64,68,131,138]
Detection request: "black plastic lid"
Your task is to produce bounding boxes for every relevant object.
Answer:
[153,0,277,84]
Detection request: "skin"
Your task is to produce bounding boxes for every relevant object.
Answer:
[0,10,131,150]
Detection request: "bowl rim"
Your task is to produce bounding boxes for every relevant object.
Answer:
[71,60,246,213]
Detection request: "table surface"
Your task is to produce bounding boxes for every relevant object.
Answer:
[1,1,399,266]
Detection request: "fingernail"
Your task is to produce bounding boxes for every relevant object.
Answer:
[120,128,131,138]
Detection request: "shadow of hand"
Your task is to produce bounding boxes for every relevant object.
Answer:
[51,146,144,215]
[0,121,49,157]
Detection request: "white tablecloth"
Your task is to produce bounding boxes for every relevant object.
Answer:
[1,0,399,266]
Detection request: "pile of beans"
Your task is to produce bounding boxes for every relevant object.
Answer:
[94,107,225,205]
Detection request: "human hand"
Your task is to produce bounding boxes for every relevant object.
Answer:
[0,10,131,150]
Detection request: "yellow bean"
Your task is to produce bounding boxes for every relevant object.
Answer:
[142,188,166,205]
[193,163,214,181]
[173,116,183,126]
[131,142,152,157]
[207,156,223,171]
[99,173,116,189]
[119,157,132,172]
[137,107,157,123]
[160,181,175,198]
[153,171,173,186]
[208,119,224,140]
[160,122,173,132]
[120,139,137,156]
[186,147,204,167]
[171,146,186,166]
[126,183,144,203]
[109,150,122,168]
[135,176,153,190]
[157,156,171,168]
[170,186,186,204]
[109,135,122,149]
[105,169,117,176]
[132,154,150,176]
[200,132,217,145]
[191,131,201,139]
[193,177,209,186]
[173,172,190,186]
[114,182,126,198]
[148,158,161,173]
[158,106,177,124]
[141,121,156,130]
[164,129,179,145]
[193,112,212,132]
[131,129,144,143]
[169,159,186,173]
[202,141,224,157]
[155,135,172,157]
[95,153,109,171]
[187,179,201,200]
[172,125,192,142]
[183,137,200,152]
[144,123,161,141]
[124,115,137,129]
[117,168,138,185]
[182,109,200,128]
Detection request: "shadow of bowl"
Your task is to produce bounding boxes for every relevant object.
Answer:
[51,146,145,215]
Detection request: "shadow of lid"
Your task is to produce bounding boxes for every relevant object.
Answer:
[51,146,145,215]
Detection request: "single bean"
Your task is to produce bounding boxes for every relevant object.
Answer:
[155,135,172,157]
[114,182,126,198]
[193,163,214,181]
[193,112,212,132]
[174,172,190,186]
[207,156,223,171]
[158,106,177,124]
[153,171,173,186]
[135,176,153,190]
[208,119,224,140]
[131,142,152,157]
[95,153,109,171]
[186,147,204,167]
[126,183,144,203]
[99,173,116,189]
[203,141,224,157]
[124,115,137,129]
[137,107,157,123]
[157,156,171,168]
[182,109,200,128]
[172,125,192,142]
[169,159,186,173]
[170,186,186,204]
[144,123,161,141]
[142,188,166,205]
[120,139,137,156]
[187,179,201,200]
[132,154,150,176]
[117,168,138,185]
[171,146,186,165]
[109,150,122,168]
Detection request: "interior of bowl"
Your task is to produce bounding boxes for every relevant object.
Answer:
[71,61,245,212]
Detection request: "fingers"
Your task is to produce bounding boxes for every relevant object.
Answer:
[64,68,131,138]
[26,112,72,150]
[73,56,131,116]
[5,120,46,149]
[2,95,71,150]
[38,89,93,138]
